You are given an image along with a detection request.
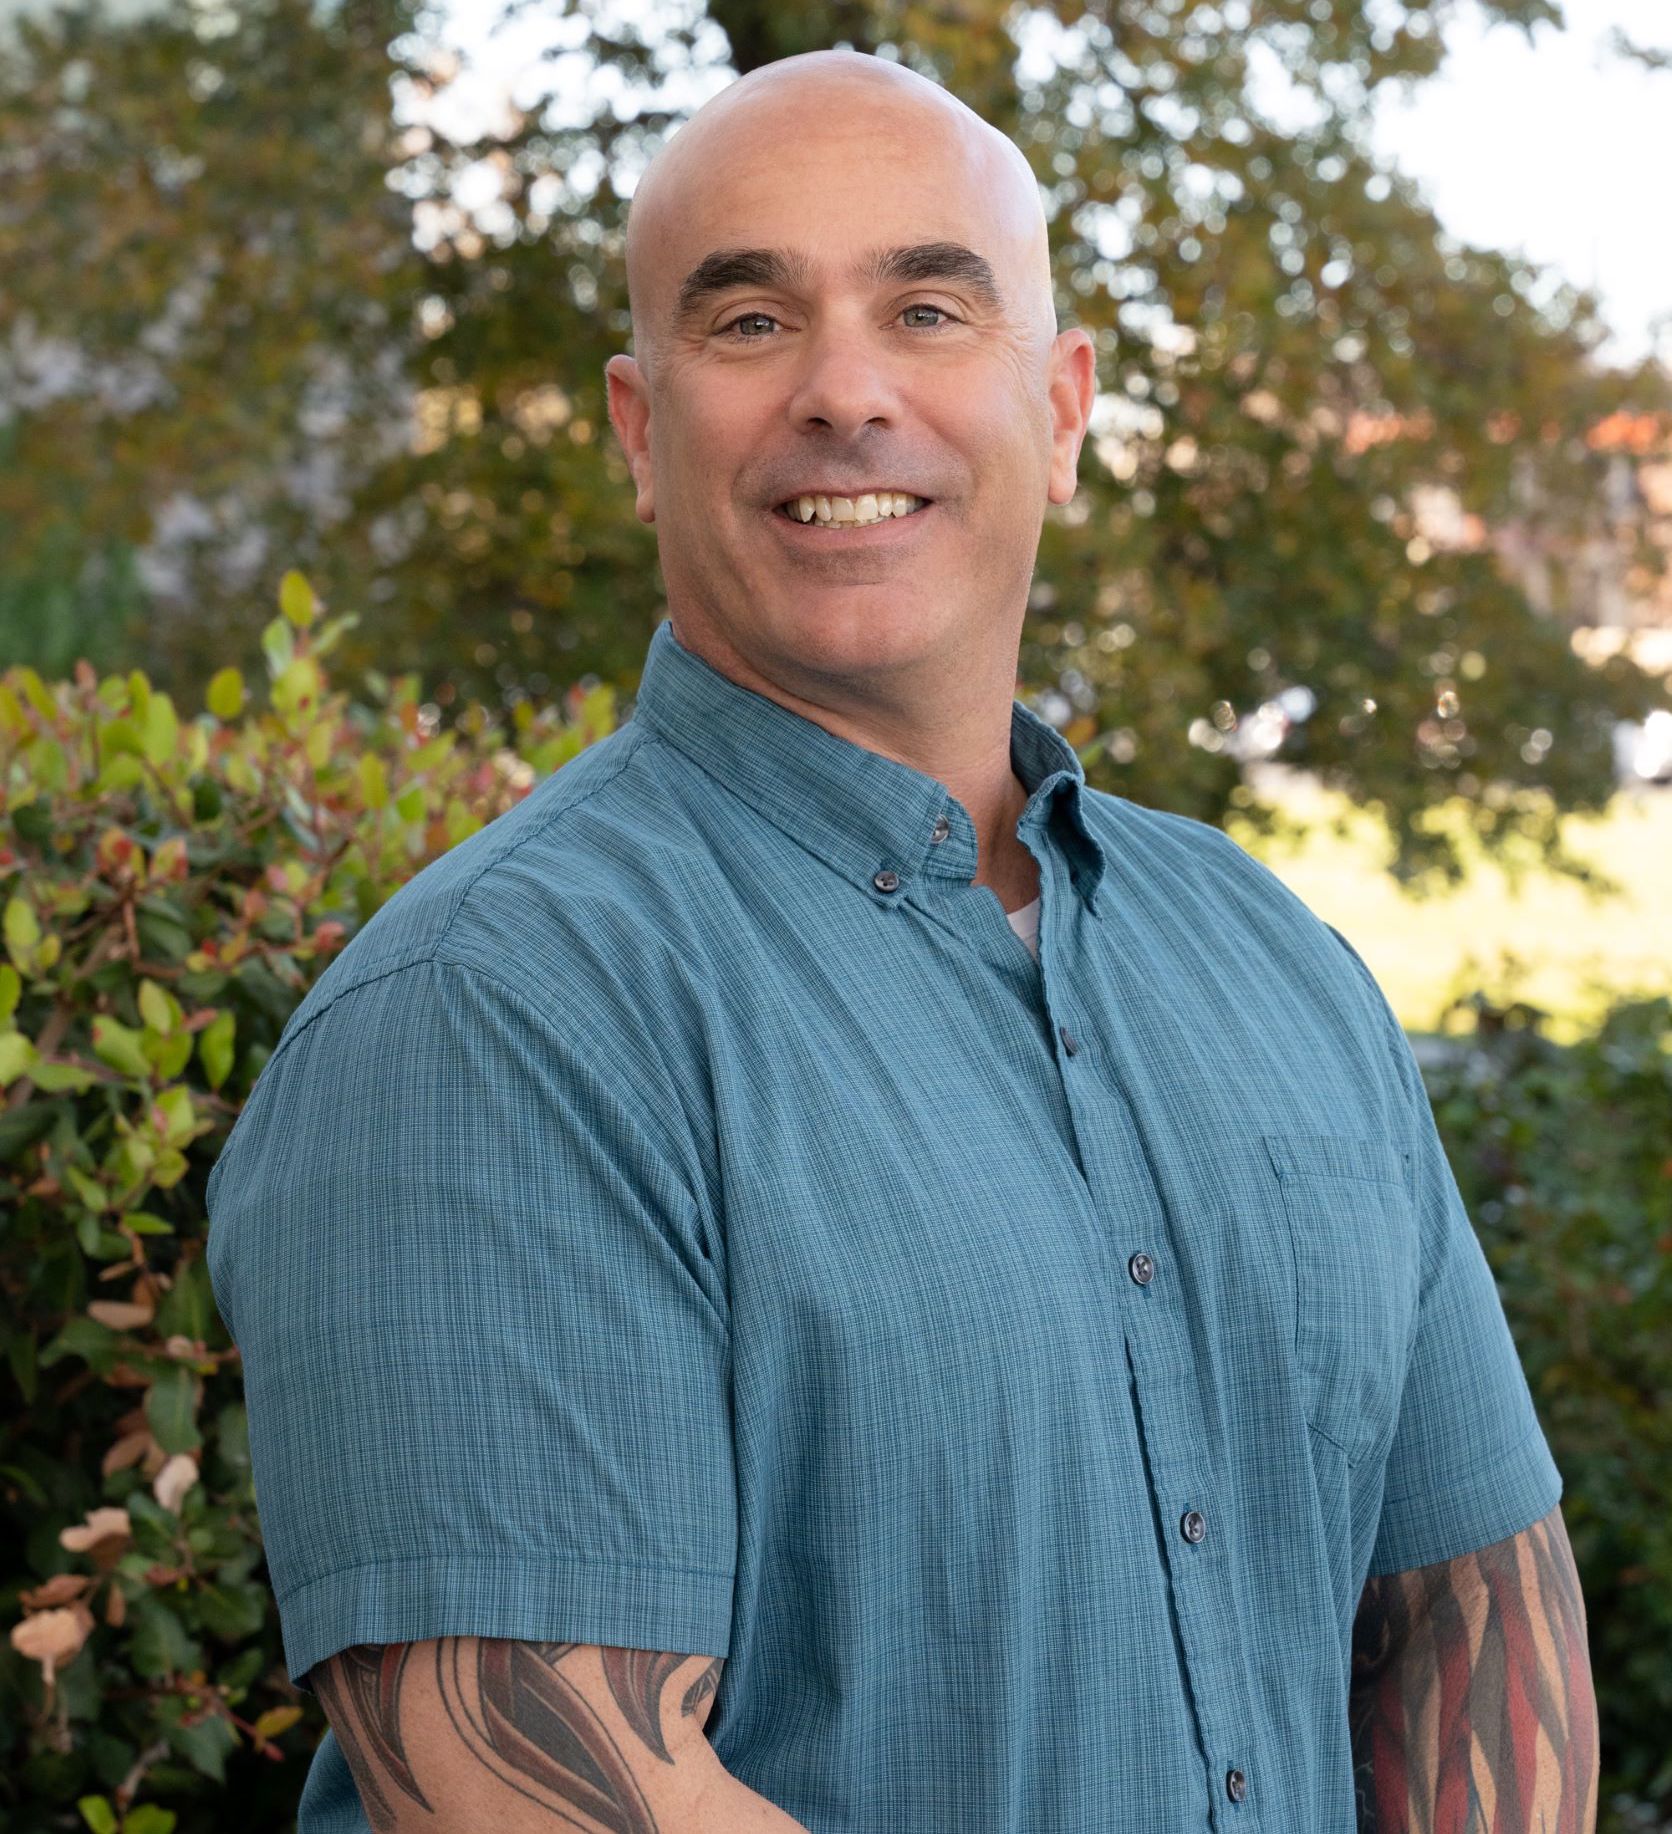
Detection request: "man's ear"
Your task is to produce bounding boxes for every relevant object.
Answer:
[604,353,655,524]
[1045,327,1097,506]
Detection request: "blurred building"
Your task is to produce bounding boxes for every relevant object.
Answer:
[1393,406,1672,678]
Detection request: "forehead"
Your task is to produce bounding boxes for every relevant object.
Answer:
[637,101,1014,304]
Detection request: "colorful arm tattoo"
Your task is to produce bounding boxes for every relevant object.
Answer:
[310,1638,725,1833]
[1349,1505,1598,1833]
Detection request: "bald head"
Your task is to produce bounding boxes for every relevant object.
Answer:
[600,45,1098,709]
[622,50,1056,382]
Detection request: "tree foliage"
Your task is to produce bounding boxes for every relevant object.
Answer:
[0,0,423,680]
[2,0,1669,889]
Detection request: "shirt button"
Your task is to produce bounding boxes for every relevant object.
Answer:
[1180,1510,1207,1544]
[930,814,951,844]
[1226,1768,1247,1803]
[873,869,900,893]
[1128,1252,1154,1286]
[1058,1024,1080,1056]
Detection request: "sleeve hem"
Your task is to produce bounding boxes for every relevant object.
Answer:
[1365,1422,1563,1578]
[277,1552,735,1692]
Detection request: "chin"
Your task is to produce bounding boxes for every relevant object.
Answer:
[770,596,956,672]
[781,590,938,649]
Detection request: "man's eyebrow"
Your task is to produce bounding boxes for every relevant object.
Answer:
[674,248,812,325]
[863,241,1003,311]
[671,240,1005,327]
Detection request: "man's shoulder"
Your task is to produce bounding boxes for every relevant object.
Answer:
[271,719,701,1057]
[1078,783,1380,1002]
[1079,783,1300,902]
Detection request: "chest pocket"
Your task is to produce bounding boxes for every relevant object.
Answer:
[1261,1130,1420,1466]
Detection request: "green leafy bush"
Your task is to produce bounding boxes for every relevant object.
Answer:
[1419,985,1672,1829]
[0,573,615,1833]
[3,575,1667,1831]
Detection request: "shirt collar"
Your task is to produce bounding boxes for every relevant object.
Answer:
[630,620,1106,914]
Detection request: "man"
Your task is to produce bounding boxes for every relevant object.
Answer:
[205,47,1598,1834]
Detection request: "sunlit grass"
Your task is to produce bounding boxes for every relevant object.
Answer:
[1225,774,1672,1042]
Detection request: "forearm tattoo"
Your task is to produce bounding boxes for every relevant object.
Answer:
[311,1640,724,1833]
[1349,1507,1598,1832]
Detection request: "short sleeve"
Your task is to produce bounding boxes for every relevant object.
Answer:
[1324,926,1562,1577]
[205,953,736,1691]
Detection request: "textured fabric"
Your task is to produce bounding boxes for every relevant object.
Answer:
[1005,892,1042,958]
[205,618,1561,1834]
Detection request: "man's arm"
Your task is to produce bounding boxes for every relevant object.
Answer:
[310,1638,814,1834]
[1348,1503,1598,1832]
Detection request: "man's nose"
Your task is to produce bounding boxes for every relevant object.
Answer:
[783,321,901,438]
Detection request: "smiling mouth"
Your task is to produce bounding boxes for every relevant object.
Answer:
[773,491,932,527]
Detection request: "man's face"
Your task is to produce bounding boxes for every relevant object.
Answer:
[606,79,1094,700]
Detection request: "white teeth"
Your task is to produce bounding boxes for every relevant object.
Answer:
[784,491,926,526]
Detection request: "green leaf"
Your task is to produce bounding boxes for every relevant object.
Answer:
[95,751,145,794]
[5,894,41,953]
[167,1712,238,1784]
[272,654,323,722]
[219,1646,266,1695]
[121,1210,176,1237]
[11,794,53,844]
[124,1491,178,1539]
[312,610,360,656]
[65,1164,108,1212]
[77,1797,118,1834]
[97,715,145,760]
[260,616,295,679]
[279,569,317,627]
[154,1084,195,1144]
[128,1595,201,1681]
[142,695,179,766]
[40,1316,117,1372]
[122,1806,178,1834]
[214,1402,250,1474]
[199,1009,234,1090]
[0,1028,35,1084]
[205,667,245,721]
[195,1579,267,1641]
[358,752,388,809]
[134,902,193,964]
[137,979,173,1034]
[145,1365,202,1456]
[0,1096,56,1159]
[91,1015,151,1080]
[155,1257,214,1343]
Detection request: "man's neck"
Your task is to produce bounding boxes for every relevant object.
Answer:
[667,618,1042,912]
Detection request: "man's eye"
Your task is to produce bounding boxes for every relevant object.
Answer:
[901,304,954,328]
[722,313,779,339]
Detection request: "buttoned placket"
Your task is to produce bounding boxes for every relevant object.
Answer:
[1032,824,1261,1830]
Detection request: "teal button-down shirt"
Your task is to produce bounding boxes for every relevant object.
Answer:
[206,619,1561,1833]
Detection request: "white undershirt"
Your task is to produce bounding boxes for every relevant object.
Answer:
[1005,895,1041,960]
